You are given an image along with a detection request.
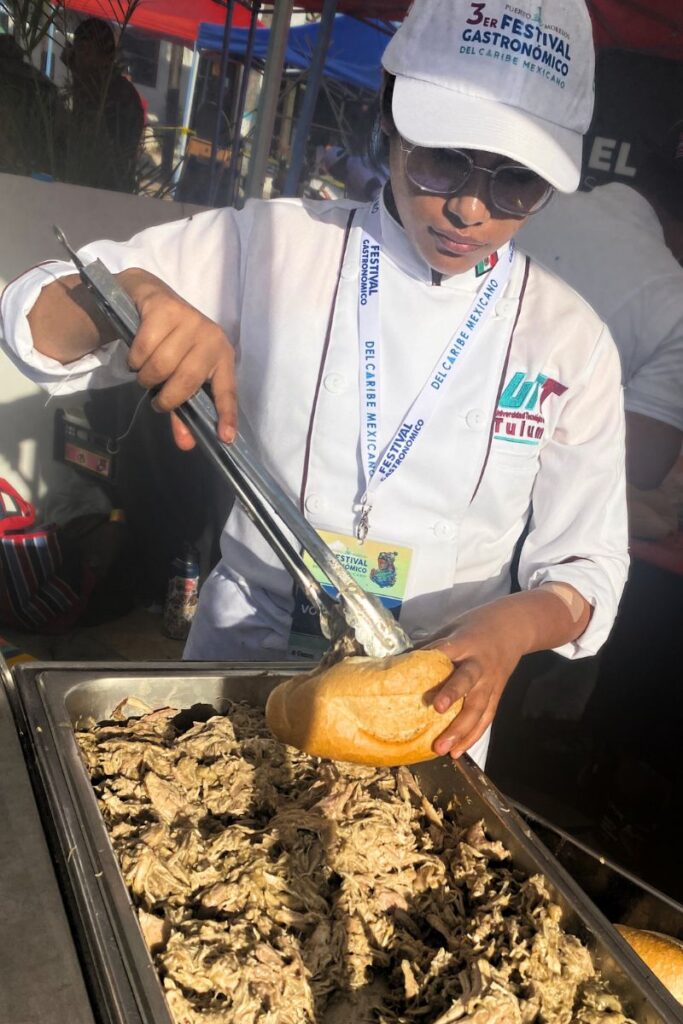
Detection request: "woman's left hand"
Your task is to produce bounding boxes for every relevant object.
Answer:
[428,603,527,759]
[428,585,591,759]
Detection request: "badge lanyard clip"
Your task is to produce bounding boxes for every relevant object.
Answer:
[355,498,371,543]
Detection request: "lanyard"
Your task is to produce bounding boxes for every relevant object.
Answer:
[356,200,514,541]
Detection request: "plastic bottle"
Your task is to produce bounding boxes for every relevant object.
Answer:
[163,544,200,640]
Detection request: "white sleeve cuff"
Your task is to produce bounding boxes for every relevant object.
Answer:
[526,559,628,660]
[1,258,133,395]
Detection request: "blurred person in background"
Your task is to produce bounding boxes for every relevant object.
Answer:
[314,143,385,202]
[517,131,683,534]
[487,134,683,859]
[62,17,144,193]
[518,143,683,500]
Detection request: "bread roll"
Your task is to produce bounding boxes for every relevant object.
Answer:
[615,924,683,1003]
[265,649,460,766]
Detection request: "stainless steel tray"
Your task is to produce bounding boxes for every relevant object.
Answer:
[516,804,683,942]
[11,661,683,1024]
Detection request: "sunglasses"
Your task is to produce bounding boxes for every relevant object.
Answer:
[400,139,554,218]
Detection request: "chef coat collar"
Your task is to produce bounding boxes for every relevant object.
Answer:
[379,187,484,293]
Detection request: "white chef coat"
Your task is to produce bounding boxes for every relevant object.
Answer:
[517,183,683,432]
[0,194,629,768]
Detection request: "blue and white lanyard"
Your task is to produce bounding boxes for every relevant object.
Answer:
[356,200,514,541]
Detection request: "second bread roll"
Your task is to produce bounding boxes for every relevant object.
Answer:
[615,925,683,1004]
[265,648,459,766]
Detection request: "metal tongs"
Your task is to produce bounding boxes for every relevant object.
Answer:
[54,227,412,661]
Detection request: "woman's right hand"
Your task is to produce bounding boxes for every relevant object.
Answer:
[118,268,237,450]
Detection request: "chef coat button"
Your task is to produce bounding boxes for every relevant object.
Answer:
[433,519,456,540]
[305,493,327,515]
[495,298,517,317]
[465,408,486,430]
[323,372,347,394]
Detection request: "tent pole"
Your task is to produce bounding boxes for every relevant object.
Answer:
[172,43,200,191]
[207,0,235,206]
[244,0,294,199]
[226,0,261,206]
[281,0,338,197]
[45,22,55,78]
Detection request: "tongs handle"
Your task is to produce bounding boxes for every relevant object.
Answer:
[54,228,412,659]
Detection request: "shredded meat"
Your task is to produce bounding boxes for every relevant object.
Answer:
[77,701,636,1024]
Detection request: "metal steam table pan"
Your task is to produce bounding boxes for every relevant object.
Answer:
[514,805,683,944]
[9,661,683,1024]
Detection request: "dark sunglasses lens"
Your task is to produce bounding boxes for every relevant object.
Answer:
[407,147,471,194]
[493,165,553,215]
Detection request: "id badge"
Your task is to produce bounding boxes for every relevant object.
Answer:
[288,529,413,659]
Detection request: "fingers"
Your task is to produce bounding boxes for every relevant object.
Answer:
[432,667,491,757]
[133,325,196,390]
[427,611,518,760]
[432,685,496,759]
[127,302,184,373]
[150,343,217,414]
[432,658,479,713]
[150,342,236,443]
[210,351,238,444]
[430,653,504,758]
[170,412,196,451]
[448,699,497,761]
[126,291,237,446]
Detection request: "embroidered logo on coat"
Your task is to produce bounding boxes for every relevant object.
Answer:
[494,371,567,446]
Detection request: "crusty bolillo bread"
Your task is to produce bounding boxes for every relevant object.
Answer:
[615,925,683,1004]
[265,648,460,767]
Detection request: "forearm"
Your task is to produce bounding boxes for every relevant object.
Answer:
[496,584,591,653]
[27,267,151,364]
[447,584,591,660]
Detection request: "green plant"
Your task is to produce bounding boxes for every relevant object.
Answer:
[0,0,141,57]
[1,0,61,57]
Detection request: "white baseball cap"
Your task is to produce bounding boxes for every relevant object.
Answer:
[382,0,595,192]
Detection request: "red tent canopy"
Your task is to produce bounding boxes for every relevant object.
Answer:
[61,0,255,46]
[588,0,683,61]
[295,1,406,17]
[299,0,683,60]
[63,0,683,59]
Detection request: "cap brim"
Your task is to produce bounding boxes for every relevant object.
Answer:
[391,75,582,193]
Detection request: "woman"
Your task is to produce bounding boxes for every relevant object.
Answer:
[0,0,627,768]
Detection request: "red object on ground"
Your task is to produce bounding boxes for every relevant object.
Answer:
[61,0,256,46]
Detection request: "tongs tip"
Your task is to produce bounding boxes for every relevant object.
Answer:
[53,224,84,271]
